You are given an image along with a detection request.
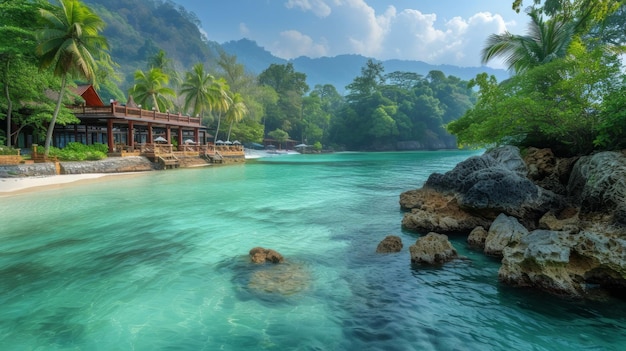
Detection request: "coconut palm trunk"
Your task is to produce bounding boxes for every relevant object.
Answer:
[43,75,67,156]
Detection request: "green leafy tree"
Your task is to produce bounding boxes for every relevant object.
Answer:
[36,0,111,157]
[129,67,175,112]
[449,48,621,155]
[0,0,46,146]
[267,128,289,149]
[258,63,308,138]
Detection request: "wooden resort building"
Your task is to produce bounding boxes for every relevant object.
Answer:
[47,85,244,166]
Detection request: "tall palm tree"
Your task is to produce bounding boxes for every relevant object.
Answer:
[36,0,110,157]
[180,63,214,120]
[209,78,231,143]
[129,68,175,112]
[481,9,575,74]
[225,92,248,142]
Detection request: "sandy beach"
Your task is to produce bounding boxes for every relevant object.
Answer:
[0,173,142,196]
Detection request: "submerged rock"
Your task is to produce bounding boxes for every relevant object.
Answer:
[376,235,403,253]
[409,232,458,264]
[247,262,310,295]
[249,247,284,264]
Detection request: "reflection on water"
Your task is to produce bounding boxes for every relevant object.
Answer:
[1,151,625,350]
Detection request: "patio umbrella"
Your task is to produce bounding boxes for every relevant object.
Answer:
[233,140,241,145]
[184,139,194,144]
[154,136,167,143]
[224,141,233,145]
[216,140,224,144]
[295,143,308,148]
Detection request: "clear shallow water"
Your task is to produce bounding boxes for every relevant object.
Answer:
[1,151,625,350]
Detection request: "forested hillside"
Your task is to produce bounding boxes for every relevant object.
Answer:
[82,0,221,92]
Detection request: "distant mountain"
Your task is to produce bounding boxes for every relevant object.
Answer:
[221,39,510,92]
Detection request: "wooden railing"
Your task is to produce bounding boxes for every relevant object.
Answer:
[69,104,202,126]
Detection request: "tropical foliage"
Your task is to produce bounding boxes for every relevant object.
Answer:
[37,0,111,156]
[330,60,476,150]
[449,0,626,156]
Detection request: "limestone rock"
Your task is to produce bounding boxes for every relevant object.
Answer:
[249,247,284,264]
[409,232,458,264]
[499,230,582,297]
[376,235,403,253]
[523,147,578,195]
[499,228,626,298]
[538,208,580,232]
[401,188,490,234]
[567,151,626,225]
[420,146,564,227]
[467,226,488,250]
[484,214,528,257]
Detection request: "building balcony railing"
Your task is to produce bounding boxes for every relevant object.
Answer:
[69,104,202,127]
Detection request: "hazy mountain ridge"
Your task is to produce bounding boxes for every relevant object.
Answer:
[221,39,510,91]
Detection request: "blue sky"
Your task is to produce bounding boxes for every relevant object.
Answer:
[172,0,528,68]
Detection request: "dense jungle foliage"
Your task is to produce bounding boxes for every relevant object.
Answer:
[448,0,626,156]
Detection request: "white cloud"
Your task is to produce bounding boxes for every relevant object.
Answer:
[374,9,511,68]
[285,0,332,17]
[239,22,250,37]
[271,30,328,58]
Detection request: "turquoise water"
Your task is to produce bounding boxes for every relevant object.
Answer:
[1,151,625,350]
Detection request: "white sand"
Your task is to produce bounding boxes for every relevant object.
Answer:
[0,173,137,195]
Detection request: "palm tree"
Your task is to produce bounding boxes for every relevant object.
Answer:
[209,78,231,143]
[148,49,181,87]
[180,63,214,120]
[36,0,110,157]
[129,68,175,112]
[481,9,575,74]
[225,92,248,142]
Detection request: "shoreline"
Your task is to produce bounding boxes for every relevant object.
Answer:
[0,172,145,196]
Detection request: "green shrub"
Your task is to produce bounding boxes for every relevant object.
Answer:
[0,146,20,155]
[41,143,108,161]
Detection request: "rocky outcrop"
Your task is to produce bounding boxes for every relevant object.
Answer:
[499,229,626,298]
[409,232,458,264]
[567,151,626,225]
[467,226,487,250]
[376,235,403,253]
[400,188,491,233]
[401,146,564,232]
[484,214,529,257]
[249,247,284,264]
[400,145,626,299]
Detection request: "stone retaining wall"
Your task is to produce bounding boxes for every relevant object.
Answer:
[0,156,156,178]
